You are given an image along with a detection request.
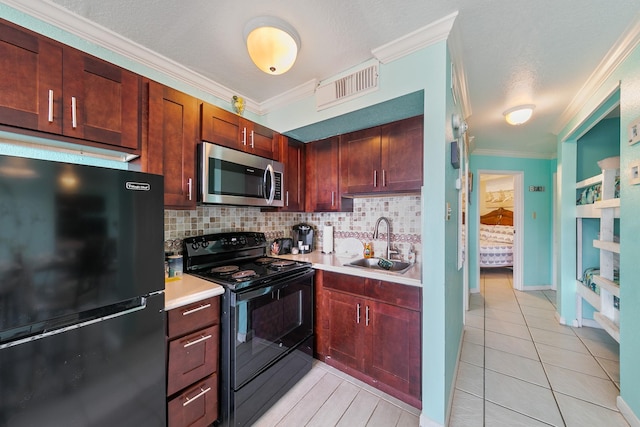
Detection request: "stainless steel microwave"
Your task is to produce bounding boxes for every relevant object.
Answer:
[198,142,284,207]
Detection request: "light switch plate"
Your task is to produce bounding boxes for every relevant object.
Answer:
[630,160,640,185]
[628,116,640,146]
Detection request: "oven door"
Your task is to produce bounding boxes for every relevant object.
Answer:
[230,269,313,389]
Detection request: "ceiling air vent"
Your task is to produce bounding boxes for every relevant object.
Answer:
[316,63,379,110]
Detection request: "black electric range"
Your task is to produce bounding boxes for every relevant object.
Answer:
[183,232,312,291]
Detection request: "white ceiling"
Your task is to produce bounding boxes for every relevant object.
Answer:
[9,0,640,158]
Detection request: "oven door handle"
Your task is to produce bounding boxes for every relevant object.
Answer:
[263,164,276,205]
[235,269,314,301]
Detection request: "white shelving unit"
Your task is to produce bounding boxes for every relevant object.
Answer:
[576,167,620,342]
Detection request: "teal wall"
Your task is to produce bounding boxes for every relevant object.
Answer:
[0,5,465,425]
[468,155,554,291]
[557,41,640,421]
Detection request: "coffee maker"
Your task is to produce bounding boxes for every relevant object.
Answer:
[291,223,315,254]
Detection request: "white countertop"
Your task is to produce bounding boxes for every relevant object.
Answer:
[275,252,422,287]
[164,274,225,310]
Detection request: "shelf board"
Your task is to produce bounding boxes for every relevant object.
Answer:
[576,281,601,311]
[594,312,620,343]
[593,240,621,253]
[594,198,620,209]
[576,204,600,218]
[592,275,620,297]
[576,174,603,189]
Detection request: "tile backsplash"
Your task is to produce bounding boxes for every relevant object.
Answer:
[164,195,421,262]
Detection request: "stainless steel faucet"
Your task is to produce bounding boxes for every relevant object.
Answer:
[373,216,399,260]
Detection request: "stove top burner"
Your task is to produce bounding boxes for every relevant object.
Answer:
[269,260,295,269]
[210,265,240,275]
[231,270,258,281]
[254,258,275,265]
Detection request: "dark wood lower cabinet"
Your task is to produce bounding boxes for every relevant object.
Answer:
[166,297,220,426]
[317,270,421,408]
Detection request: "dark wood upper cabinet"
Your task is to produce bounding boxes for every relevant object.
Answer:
[0,19,141,152]
[200,102,277,159]
[279,135,306,212]
[305,136,353,212]
[146,81,198,209]
[341,115,423,195]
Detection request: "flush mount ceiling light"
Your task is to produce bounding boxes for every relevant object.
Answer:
[244,16,300,75]
[503,104,535,125]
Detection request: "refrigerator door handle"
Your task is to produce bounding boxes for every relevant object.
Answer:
[0,297,148,350]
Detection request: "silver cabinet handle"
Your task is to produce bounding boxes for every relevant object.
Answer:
[250,130,255,148]
[182,303,211,316]
[187,178,192,201]
[71,96,77,129]
[374,170,377,187]
[382,170,386,187]
[242,127,247,146]
[184,334,212,348]
[48,90,54,122]
[183,387,211,407]
[366,305,370,326]
[356,303,361,324]
[331,191,335,207]
[286,191,289,207]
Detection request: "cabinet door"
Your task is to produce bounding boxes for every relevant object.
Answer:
[243,119,276,159]
[279,136,305,212]
[380,115,423,192]
[63,48,141,149]
[366,301,421,402]
[341,126,381,194]
[147,82,198,208]
[326,291,365,371]
[305,137,352,212]
[200,102,241,149]
[0,20,62,134]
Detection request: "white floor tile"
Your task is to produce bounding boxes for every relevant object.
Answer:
[544,364,620,410]
[523,314,576,336]
[485,370,564,426]
[365,399,403,427]
[485,307,527,325]
[581,336,620,361]
[463,325,484,345]
[335,390,380,427]
[529,327,590,353]
[465,312,484,329]
[572,325,618,344]
[596,356,620,384]
[485,317,531,340]
[305,380,360,427]
[485,347,549,388]
[554,392,630,427]
[455,361,484,397]
[536,342,609,379]
[485,330,539,360]
[484,401,556,426]
[521,304,558,320]
[460,340,485,367]
[448,389,484,427]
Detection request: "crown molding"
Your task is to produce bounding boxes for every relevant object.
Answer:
[4,1,459,116]
[552,13,640,135]
[471,148,556,160]
[372,11,458,64]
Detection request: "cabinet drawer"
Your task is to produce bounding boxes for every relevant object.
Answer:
[365,279,421,311]
[323,271,365,294]
[168,374,218,427]
[167,324,219,396]
[167,297,219,339]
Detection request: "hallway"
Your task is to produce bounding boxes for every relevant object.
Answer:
[449,268,626,426]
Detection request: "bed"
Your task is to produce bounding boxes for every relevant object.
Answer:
[479,208,514,268]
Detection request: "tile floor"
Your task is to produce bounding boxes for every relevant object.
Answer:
[450,268,627,426]
[253,360,421,427]
[253,267,626,426]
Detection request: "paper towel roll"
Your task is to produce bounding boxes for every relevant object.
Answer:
[322,225,334,254]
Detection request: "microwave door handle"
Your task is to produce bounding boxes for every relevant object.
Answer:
[264,164,275,205]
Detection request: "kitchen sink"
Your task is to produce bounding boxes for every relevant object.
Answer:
[344,258,414,274]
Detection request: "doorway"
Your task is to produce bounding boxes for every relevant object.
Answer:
[476,171,523,291]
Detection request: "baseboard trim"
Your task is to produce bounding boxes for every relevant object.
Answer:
[520,285,553,291]
[618,396,640,427]
[420,414,444,427]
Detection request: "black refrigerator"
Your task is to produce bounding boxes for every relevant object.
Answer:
[0,154,166,426]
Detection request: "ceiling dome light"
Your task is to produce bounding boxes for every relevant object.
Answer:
[244,17,300,75]
[503,104,535,125]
